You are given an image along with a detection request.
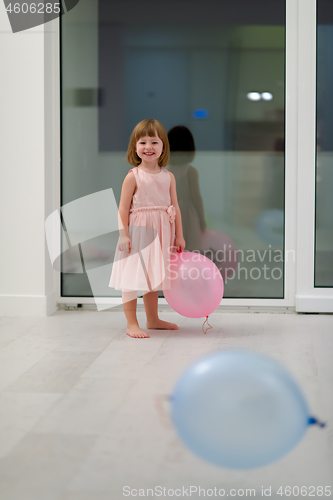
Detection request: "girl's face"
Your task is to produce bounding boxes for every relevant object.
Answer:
[135,134,163,165]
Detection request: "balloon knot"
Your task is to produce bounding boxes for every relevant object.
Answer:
[308,416,326,428]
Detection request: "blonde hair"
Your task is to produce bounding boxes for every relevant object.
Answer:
[127,119,170,167]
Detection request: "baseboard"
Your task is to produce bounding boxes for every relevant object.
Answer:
[296,295,333,313]
[0,291,57,316]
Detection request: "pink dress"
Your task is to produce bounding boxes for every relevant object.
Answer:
[109,166,177,292]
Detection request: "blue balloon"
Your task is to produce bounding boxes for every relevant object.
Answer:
[170,350,312,469]
[255,209,284,245]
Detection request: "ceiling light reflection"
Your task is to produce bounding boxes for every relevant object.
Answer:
[247,92,261,101]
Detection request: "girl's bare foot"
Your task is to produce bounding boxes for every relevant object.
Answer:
[146,319,179,330]
[126,324,150,338]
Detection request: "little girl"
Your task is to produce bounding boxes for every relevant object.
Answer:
[109,119,186,339]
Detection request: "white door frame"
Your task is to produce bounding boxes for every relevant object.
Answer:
[50,0,332,312]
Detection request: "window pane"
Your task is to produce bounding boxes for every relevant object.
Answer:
[315,0,333,287]
[61,0,285,299]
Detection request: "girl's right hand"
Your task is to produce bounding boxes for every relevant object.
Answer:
[118,235,131,253]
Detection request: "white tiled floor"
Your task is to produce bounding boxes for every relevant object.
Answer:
[0,309,332,500]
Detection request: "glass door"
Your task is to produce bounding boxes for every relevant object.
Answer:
[59,0,289,308]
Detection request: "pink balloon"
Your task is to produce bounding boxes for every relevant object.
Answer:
[201,230,238,279]
[163,251,224,318]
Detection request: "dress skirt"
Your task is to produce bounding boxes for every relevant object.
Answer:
[109,205,177,292]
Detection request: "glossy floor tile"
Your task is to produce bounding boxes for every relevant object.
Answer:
[0,309,332,500]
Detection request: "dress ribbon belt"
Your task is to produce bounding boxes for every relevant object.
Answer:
[129,205,176,223]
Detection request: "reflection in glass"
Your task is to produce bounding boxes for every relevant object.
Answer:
[167,126,206,253]
[315,1,333,287]
[61,0,285,298]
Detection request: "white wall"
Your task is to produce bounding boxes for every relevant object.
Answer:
[0,6,57,316]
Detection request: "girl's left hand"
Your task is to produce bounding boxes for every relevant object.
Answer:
[175,236,186,253]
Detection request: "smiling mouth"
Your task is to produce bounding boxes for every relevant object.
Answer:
[144,153,154,155]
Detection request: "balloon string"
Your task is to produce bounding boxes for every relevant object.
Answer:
[308,416,326,428]
[202,315,212,335]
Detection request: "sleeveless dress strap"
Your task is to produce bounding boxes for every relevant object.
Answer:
[128,167,138,191]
